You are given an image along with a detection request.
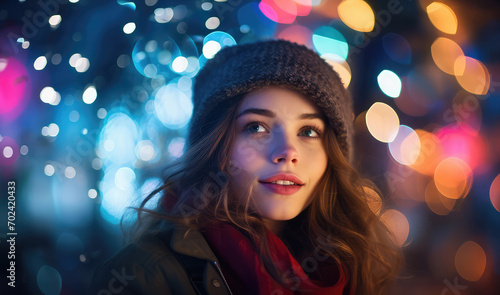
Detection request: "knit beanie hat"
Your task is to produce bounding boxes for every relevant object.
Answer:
[188,39,354,162]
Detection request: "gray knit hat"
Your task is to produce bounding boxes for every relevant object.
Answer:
[188,39,354,162]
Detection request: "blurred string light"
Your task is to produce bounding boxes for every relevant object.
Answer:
[41,123,60,137]
[382,33,412,64]
[69,110,79,122]
[388,125,421,165]
[82,85,97,104]
[426,2,458,35]
[153,83,193,129]
[201,2,213,11]
[312,26,348,60]
[44,164,55,176]
[322,53,351,88]
[365,102,400,143]
[238,2,277,38]
[0,136,19,165]
[97,108,107,119]
[40,87,61,105]
[258,0,312,24]
[88,189,97,199]
[425,180,456,215]
[51,53,62,65]
[380,209,409,246]
[65,166,76,179]
[48,15,62,28]
[489,174,500,213]
[154,8,174,23]
[455,241,487,281]
[433,157,472,200]
[377,70,402,98]
[123,22,136,34]
[337,0,375,32]
[34,56,47,70]
[20,145,28,155]
[205,16,220,30]
[68,53,90,72]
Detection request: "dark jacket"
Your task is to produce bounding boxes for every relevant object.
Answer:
[89,226,232,295]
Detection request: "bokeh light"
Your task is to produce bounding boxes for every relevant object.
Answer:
[40,87,61,106]
[435,123,487,170]
[312,26,348,60]
[455,241,487,281]
[123,22,136,34]
[168,137,185,158]
[34,56,47,70]
[434,157,472,200]
[338,0,375,32]
[426,2,458,34]
[82,85,97,104]
[238,2,277,38]
[0,57,29,121]
[97,111,139,165]
[454,56,490,95]
[377,70,402,98]
[322,53,352,88]
[389,125,421,165]
[425,180,456,215]
[380,209,410,246]
[431,37,464,75]
[365,102,400,143]
[153,83,193,129]
[277,25,313,48]
[410,130,444,175]
[37,265,62,295]
[259,0,311,24]
[489,174,500,213]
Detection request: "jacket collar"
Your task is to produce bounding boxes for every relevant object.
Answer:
[170,226,218,261]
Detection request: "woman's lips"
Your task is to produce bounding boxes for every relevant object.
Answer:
[259,182,303,195]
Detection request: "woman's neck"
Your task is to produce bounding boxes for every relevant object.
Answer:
[263,219,288,237]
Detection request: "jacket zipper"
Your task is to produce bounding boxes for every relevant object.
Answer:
[212,260,233,295]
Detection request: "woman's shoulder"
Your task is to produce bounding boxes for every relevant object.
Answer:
[88,229,189,295]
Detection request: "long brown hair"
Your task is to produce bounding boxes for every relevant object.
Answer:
[125,92,403,295]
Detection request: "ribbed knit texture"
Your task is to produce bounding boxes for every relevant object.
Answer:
[188,39,354,162]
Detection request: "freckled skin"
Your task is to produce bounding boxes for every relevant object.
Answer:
[229,86,328,224]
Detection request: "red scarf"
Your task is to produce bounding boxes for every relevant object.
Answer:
[204,222,346,295]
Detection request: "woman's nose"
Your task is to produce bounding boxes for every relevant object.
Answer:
[270,133,299,164]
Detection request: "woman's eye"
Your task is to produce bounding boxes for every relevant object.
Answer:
[245,123,267,133]
[301,128,321,138]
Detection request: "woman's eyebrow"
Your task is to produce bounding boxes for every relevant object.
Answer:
[236,108,324,121]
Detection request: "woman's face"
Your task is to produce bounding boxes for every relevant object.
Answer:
[228,86,328,222]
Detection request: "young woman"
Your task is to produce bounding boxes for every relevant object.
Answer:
[90,40,402,295]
